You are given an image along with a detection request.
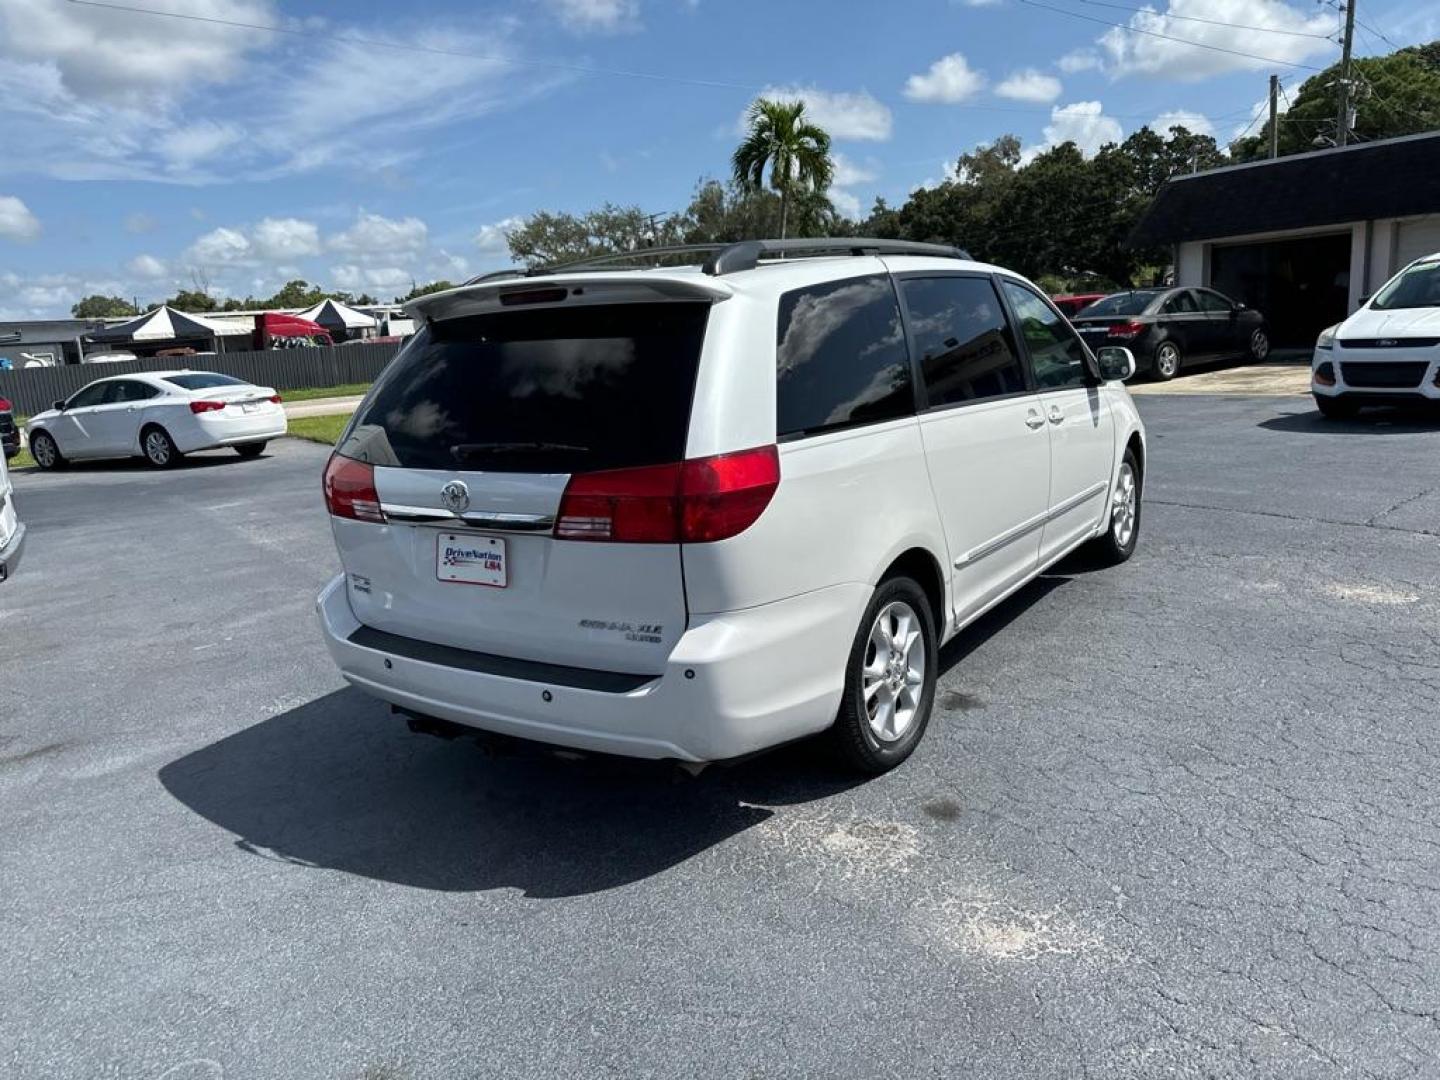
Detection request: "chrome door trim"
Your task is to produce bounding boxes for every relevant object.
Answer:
[953,480,1108,568]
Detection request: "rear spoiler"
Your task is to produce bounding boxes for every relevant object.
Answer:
[405,274,734,323]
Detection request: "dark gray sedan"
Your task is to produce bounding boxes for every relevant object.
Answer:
[1070,287,1270,380]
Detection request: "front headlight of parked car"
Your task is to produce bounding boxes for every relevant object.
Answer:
[1315,324,1339,351]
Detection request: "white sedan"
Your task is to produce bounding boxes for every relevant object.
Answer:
[26,371,288,469]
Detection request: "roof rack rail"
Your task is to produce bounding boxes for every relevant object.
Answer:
[702,238,971,275]
[464,237,972,285]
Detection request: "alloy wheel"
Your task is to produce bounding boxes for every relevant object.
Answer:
[1251,329,1270,361]
[145,431,171,466]
[1156,344,1179,379]
[861,600,926,742]
[32,434,55,468]
[1112,461,1137,548]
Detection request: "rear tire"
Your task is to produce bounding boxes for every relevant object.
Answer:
[29,430,64,471]
[1248,327,1270,362]
[141,425,181,468]
[1314,394,1358,420]
[831,575,937,775]
[235,441,267,459]
[1088,448,1141,565]
[1152,341,1181,381]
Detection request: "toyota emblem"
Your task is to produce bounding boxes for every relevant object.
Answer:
[441,480,470,513]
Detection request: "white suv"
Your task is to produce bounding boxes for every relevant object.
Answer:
[317,240,1145,773]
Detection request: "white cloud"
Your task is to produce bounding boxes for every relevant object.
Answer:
[127,253,168,278]
[332,264,413,294]
[329,212,428,259]
[186,225,250,265]
[1024,101,1124,161]
[1152,109,1215,137]
[745,86,893,141]
[830,189,862,219]
[252,217,322,259]
[995,69,1063,103]
[1058,49,1102,73]
[475,217,522,255]
[157,120,244,167]
[0,0,274,108]
[1231,90,1289,139]
[1100,0,1335,81]
[431,249,471,279]
[544,0,639,33]
[0,194,40,241]
[903,54,986,104]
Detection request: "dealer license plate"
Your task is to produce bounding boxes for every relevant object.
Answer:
[436,533,507,588]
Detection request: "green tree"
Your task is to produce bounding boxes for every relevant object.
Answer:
[732,98,834,239]
[71,295,139,319]
[1232,43,1440,159]
[506,203,687,267]
[397,281,454,302]
[161,288,217,313]
[264,279,326,309]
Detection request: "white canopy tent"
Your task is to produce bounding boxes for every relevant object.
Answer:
[87,305,249,347]
[296,299,378,337]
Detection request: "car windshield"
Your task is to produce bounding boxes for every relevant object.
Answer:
[1370,260,1440,310]
[163,373,247,390]
[1077,291,1161,318]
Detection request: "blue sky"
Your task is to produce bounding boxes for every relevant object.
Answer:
[0,0,1435,317]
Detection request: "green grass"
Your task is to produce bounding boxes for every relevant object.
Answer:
[286,412,353,446]
[7,446,34,470]
[279,383,371,403]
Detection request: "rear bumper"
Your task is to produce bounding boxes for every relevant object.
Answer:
[316,573,865,761]
[177,411,288,452]
[0,522,26,582]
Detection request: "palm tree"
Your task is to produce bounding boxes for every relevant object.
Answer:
[732,99,834,240]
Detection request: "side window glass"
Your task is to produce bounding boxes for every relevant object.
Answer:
[776,275,913,438]
[1163,291,1198,314]
[68,384,109,409]
[1197,291,1231,313]
[900,276,1026,407]
[1000,280,1091,391]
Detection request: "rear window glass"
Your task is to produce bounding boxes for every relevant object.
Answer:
[775,275,912,438]
[163,373,246,389]
[339,302,709,473]
[1077,291,1161,318]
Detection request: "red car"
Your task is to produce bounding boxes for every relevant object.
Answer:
[1051,293,1107,319]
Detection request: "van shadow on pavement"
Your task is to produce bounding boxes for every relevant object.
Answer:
[159,571,1078,898]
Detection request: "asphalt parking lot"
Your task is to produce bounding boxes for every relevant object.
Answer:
[3,395,1439,1079]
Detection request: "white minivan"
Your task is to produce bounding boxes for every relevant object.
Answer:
[317,240,1145,773]
[0,448,24,583]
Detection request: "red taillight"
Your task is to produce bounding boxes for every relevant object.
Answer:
[0,397,11,412]
[189,400,226,414]
[323,453,386,523]
[555,445,779,544]
[269,394,283,404]
[1109,321,1145,340]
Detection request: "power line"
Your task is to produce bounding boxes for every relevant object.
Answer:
[1015,0,1332,71]
[1074,0,1334,40]
[1355,16,1401,49]
[65,0,760,92]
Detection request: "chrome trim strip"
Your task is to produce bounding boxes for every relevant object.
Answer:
[378,504,557,532]
[954,481,1108,568]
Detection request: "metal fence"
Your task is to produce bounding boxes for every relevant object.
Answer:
[0,343,401,416]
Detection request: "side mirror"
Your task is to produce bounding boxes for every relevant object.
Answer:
[52,400,66,411]
[1096,346,1137,382]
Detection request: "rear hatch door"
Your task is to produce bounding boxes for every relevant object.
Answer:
[331,294,712,675]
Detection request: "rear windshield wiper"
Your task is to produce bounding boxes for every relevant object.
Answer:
[450,441,591,459]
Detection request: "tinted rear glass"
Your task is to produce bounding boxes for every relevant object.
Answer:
[164,373,247,389]
[1077,291,1161,318]
[775,275,912,438]
[339,302,709,473]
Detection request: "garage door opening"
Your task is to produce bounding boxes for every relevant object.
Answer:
[1210,233,1351,349]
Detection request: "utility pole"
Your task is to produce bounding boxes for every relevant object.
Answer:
[1268,74,1280,158]
[1336,0,1357,146]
